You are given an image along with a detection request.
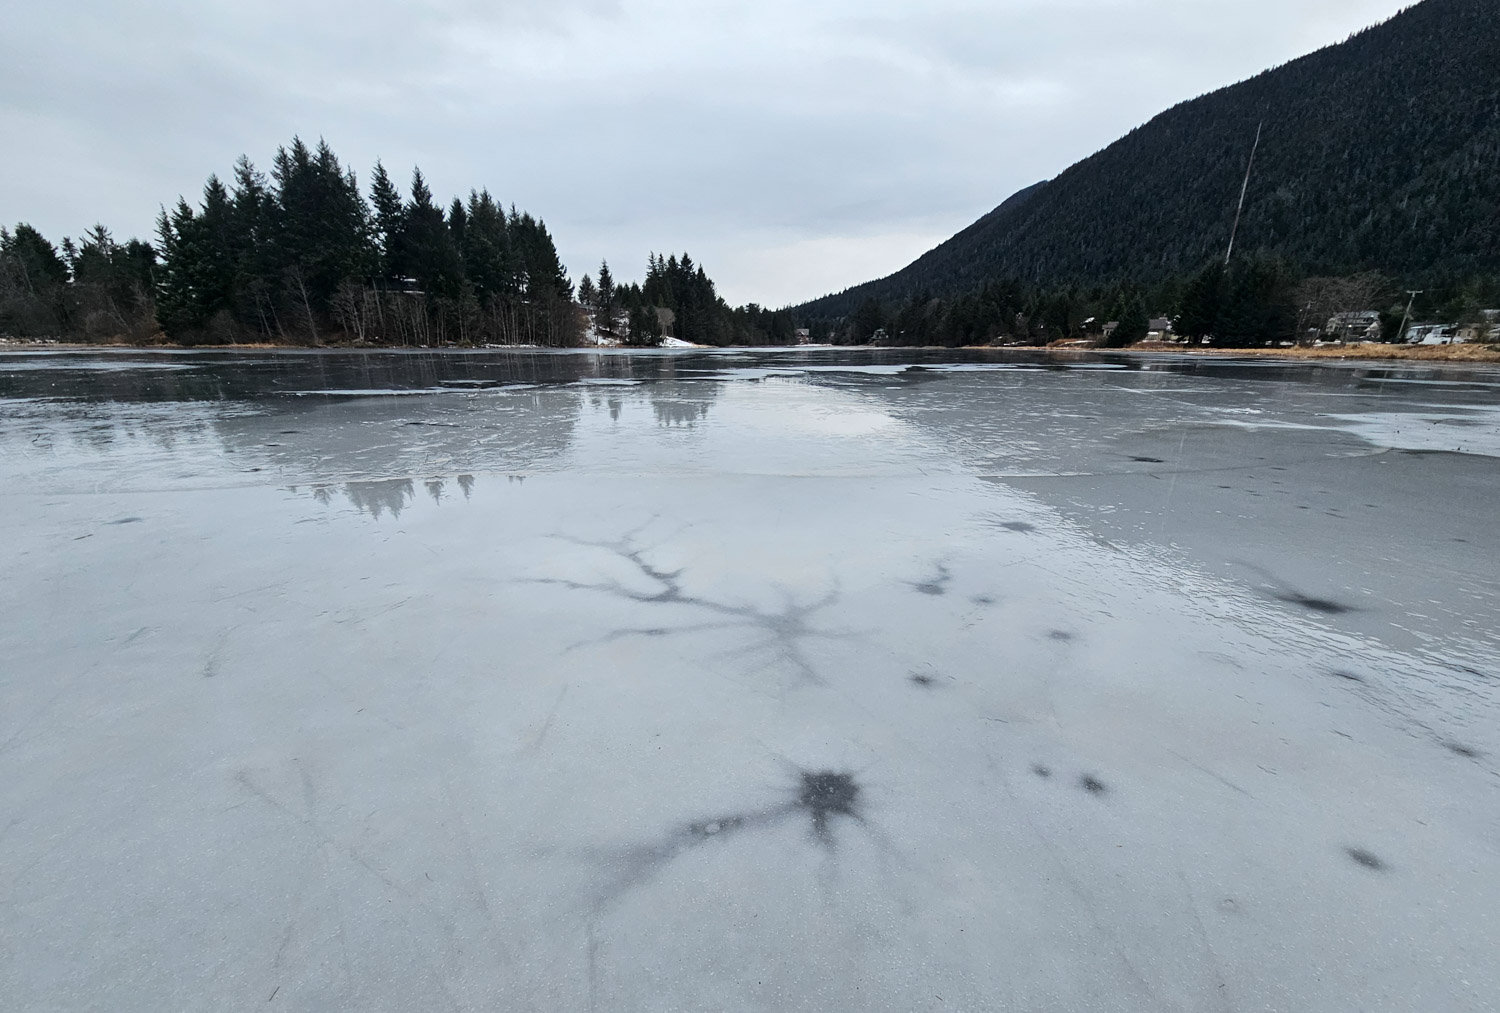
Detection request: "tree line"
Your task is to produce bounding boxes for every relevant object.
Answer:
[577,252,798,347]
[804,255,1500,348]
[1,135,805,349]
[3,137,579,346]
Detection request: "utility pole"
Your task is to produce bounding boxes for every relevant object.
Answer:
[1225,121,1264,267]
[1396,290,1422,344]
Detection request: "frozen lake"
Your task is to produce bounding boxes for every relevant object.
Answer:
[2,347,1498,1011]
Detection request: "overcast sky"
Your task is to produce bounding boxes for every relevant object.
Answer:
[2,0,1409,307]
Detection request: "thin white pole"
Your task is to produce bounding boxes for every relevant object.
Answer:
[1225,121,1264,266]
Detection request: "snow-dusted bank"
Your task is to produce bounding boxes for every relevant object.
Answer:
[1,348,1497,1011]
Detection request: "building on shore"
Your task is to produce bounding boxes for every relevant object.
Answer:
[1407,323,1461,345]
[1326,311,1382,342]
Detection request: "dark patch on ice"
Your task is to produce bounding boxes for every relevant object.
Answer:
[1330,669,1366,683]
[1130,456,1165,464]
[1217,897,1242,915]
[971,594,997,606]
[1276,592,1355,615]
[1345,847,1388,871]
[1000,521,1036,533]
[1444,742,1483,759]
[108,517,143,525]
[1031,764,1053,779]
[592,766,873,916]
[1217,484,1233,489]
[688,815,748,838]
[535,532,847,686]
[909,563,952,596]
[798,771,861,841]
[909,673,939,688]
[1079,774,1108,796]
[1047,629,1074,642]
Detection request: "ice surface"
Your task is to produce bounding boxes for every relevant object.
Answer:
[1,348,1498,1012]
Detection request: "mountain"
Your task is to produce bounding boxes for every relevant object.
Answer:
[798,0,1500,319]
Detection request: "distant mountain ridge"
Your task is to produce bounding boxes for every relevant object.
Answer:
[799,0,1499,318]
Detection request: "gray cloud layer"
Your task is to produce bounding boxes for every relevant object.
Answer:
[1,0,1407,306]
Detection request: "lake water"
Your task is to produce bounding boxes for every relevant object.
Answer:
[3,347,1498,1011]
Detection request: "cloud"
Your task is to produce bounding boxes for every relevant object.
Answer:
[0,0,1408,306]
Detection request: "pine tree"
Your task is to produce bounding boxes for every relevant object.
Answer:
[0,223,72,335]
[368,161,407,279]
[1176,262,1224,342]
[404,166,462,299]
[1106,295,1149,347]
[595,260,616,336]
[577,273,596,315]
[1215,257,1297,346]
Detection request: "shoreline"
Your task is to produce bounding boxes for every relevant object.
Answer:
[1116,340,1500,364]
[4,338,1499,365]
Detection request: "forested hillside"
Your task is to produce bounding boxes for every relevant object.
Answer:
[801,0,1500,323]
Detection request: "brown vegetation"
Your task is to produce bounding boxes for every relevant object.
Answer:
[1130,340,1500,363]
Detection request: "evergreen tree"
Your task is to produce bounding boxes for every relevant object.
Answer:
[1176,261,1224,341]
[403,166,462,298]
[1106,295,1150,347]
[0,223,72,335]
[1,223,70,291]
[628,301,661,346]
[461,190,511,303]
[577,273,596,318]
[1215,257,1297,346]
[269,138,373,339]
[851,297,886,343]
[368,161,407,279]
[594,260,616,336]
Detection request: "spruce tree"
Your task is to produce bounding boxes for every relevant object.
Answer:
[368,161,407,279]
[1176,262,1224,342]
[595,260,616,336]
[1106,295,1149,347]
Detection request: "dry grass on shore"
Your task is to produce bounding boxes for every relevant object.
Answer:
[1128,341,1500,364]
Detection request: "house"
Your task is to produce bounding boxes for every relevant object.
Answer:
[1406,323,1461,345]
[1147,317,1173,339]
[1463,310,1500,343]
[794,328,812,345]
[1326,311,1382,342]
